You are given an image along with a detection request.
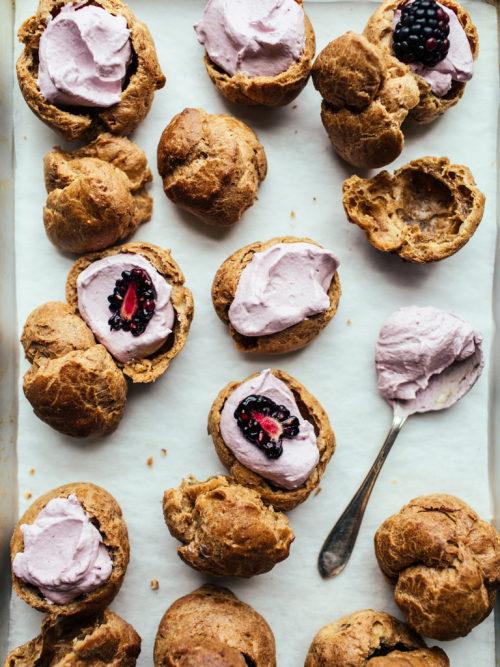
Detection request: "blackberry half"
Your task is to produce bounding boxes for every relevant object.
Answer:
[392,0,450,68]
[107,267,156,337]
[234,394,300,460]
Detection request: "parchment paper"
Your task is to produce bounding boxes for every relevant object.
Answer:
[8,1,499,664]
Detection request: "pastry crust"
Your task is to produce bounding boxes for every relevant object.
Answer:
[312,32,420,168]
[207,369,335,511]
[153,585,276,667]
[4,609,141,666]
[211,236,341,354]
[363,0,479,124]
[342,156,485,263]
[157,108,267,226]
[304,610,449,666]
[202,3,315,107]
[43,134,153,254]
[65,241,194,383]
[374,494,500,640]
[17,0,166,141]
[21,302,127,438]
[163,475,294,577]
[10,483,130,616]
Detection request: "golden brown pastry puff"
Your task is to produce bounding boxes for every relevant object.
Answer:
[10,483,129,617]
[363,0,479,124]
[21,301,127,438]
[211,236,341,354]
[4,609,141,666]
[311,32,420,169]
[43,134,153,254]
[66,242,194,383]
[154,585,276,667]
[374,494,500,640]
[196,0,315,107]
[157,108,267,227]
[305,609,449,666]
[342,156,485,263]
[17,0,165,141]
[208,369,335,511]
[163,475,294,577]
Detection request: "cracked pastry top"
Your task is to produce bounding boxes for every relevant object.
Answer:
[374,494,500,640]
[17,0,166,141]
[342,156,485,263]
[157,107,267,227]
[194,0,315,107]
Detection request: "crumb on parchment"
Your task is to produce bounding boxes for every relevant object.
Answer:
[24,491,32,499]
[147,457,153,467]
[161,449,166,457]
[314,486,322,496]
[150,579,159,590]
[347,319,352,325]
[29,468,35,475]
[290,211,295,219]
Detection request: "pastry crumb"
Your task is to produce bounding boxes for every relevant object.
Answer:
[392,478,397,484]
[24,491,32,499]
[314,486,322,496]
[161,448,167,457]
[347,319,352,325]
[313,196,317,201]
[150,579,159,590]
[292,104,298,109]
[290,211,296,219]
[23,136,27,140]
[147,456,154,467]
[29,468,35,475]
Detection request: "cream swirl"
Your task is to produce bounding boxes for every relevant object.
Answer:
[228,242,339,337]
[38,3,132,108]
[220,369,318,489]
[13,494,112,604]
[194,0,306,78]
[77,254,174,364]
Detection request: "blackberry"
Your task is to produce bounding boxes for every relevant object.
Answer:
[107,267,156,337]
[392,0,450,68]
[234,394,300,460]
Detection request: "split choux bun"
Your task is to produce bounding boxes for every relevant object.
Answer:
[157,108,267,226]
[43,134,153,254]
[163,475,294,577]
[10,483,130,616]
[202,0,315,107]
[312,32,420,169]
[211,236,341,354]
[21,301,127,438]
[363,0,479,124]
[207,369,335,511]
[154,585,276,667]
[342,156,485,263]
[17,0,165,141]
[305,609,449,666]
[374,494,500,640]
[66,241,194,383]
[4,609,141,666]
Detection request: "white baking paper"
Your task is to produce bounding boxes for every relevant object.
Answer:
[7,0,499,664]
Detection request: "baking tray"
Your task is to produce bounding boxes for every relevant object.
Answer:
[1,0,499,663]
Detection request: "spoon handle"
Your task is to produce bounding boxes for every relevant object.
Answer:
[318,410,408,579]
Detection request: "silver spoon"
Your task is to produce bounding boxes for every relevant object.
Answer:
[318,345,484,579]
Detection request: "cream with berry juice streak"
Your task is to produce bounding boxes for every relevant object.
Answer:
[392,0,473,96]
[318,306,484,578]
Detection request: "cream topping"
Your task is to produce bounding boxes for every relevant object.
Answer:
[38,3,132,108]
[194,0,306,78]
[12,494,112,605]
[220,369,318,489]
[392,2,473,97]
[228,242,339,337]
[375,306,483,411]
[77,254,174,364]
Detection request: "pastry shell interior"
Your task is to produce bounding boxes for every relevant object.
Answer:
[65,241,194,383]
[10,483,130,616]
[207,369,335,511]
[202,0,315,107]
[342,156,485,263]
[16,0,166,141]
